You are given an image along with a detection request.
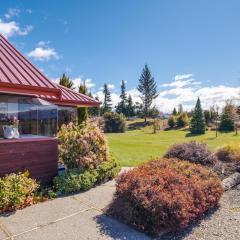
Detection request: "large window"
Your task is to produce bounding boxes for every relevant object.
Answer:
[58,106,77,127]
[0,94,58,138]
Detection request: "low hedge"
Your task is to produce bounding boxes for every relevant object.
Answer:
[53,157,120,194]
[164,141,215,165]
[107,158,223,236]
[0,172,39,212]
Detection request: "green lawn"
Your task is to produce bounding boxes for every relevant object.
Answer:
[107,125,240,166]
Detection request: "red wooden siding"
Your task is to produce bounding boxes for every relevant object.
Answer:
[0,137,58,183]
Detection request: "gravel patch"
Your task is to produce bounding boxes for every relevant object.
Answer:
[160,190,240,240]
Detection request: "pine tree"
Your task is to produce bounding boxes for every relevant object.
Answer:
[219,101,236,132]
[101,83,112,115]
[137,65,158,123]
[126,95,135,117]
[77,81,88,124]
[59,73,74,89]
[116,80,127,115]
[190,97,206,134]
[88,96,100,117]
[178,104,183,114]
[172,107,177,116]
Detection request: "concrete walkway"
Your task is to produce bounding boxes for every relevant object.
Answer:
[0,180,150,240]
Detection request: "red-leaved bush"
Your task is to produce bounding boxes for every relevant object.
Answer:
[107,158,223,236]
[164,141,216,165]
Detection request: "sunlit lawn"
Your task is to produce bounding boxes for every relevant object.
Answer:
[107,123,240,166]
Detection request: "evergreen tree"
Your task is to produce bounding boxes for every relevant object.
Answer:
[190,97,206,134]
[168,116,175,128]
[88,95,100,117]
[59,73,74,89]
[137,65,158,123]
[172,107,177,116]
[219,101,236,132]
[77,81,88,124]
[101,83,112,114]
[126,95,135,117]
[178,104,183,114]
[176,112,189,128]
[116,80,127,115]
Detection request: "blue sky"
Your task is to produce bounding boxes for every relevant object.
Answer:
[0,0,240,112]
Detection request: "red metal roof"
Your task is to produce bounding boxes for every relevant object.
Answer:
[0,34,100,107]
[39,84,100,107]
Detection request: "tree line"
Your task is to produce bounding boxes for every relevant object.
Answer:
[59,65,159,123]
[58,67,240,135]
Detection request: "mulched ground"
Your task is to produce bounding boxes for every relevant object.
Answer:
[160,190,240,240]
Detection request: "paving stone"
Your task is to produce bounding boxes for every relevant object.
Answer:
[0,227,8,240]
[0,197,89,236]
[14,209,150,240]
[101,180,116,187]
[73,185,115,210]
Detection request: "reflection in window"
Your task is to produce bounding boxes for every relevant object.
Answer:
[0,94,58,138]
[58,106,77,128]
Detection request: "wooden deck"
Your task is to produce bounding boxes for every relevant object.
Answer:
[0,137,58,183]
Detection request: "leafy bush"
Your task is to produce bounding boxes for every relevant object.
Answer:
[176,112,189,128]
[0,172,39,212]
[215,143,240,163]
[53,157,120,194]
[103,112,126,133]
[53,169,98,194]
[58,122,109,169]
[97,156,120,182]
[164,141,215,165]
[168,116,175,128]
[107,158,223,236]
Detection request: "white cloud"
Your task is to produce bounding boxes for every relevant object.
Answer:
[27,46,59,61]
[4,8,21,19]
[108,84,115,90]
[71,77,96,90]
[94,91,120,107]
[161,73,201,88]
[99,84,115,91]
[0,19,33,38]
[174,74,194,81]
[156,74,240,113]
[96,74,240,113]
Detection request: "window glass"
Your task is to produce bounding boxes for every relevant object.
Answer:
[0,94,58,138]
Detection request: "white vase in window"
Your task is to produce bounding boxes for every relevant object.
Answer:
[3,126,14,139]
[13,127,19,139]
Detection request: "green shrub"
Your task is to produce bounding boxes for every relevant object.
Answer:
[53,157,120,194]
[58,122,109,169]
[107,158,223,236]
[53,169,98,194]
[103,112,126,133]
[164,141,215,165]
[215,143,240,163]
[77,107,88,125]
[0,172,39,212]
[168,116,175,128]
[176,112,189,127]
[97,156,121,182]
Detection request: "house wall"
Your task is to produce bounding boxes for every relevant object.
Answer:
[0,137,58,183]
